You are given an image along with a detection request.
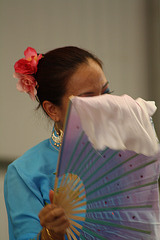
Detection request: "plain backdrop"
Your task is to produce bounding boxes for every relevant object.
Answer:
[0,0,159,161]
[0,0,159,239]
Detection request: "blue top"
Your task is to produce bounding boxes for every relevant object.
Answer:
[4,137,60,240]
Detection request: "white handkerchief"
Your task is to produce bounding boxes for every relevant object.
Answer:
[71,94,159,156]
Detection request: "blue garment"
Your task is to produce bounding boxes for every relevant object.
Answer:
[4,137,61,240]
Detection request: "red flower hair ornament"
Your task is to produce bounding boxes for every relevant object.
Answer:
[13,47,43,100]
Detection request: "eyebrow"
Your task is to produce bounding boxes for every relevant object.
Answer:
[78,81,109,97]
[78,91,95,96]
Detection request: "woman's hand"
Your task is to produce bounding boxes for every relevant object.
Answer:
[38,190,70,237]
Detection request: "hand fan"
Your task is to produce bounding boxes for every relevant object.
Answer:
[53,97,160,240]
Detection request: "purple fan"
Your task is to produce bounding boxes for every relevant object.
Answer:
[54,100,160,240]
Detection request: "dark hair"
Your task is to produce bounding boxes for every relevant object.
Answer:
[35,46,103,107]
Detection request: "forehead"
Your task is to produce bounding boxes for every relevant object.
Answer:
[66,59,106,95]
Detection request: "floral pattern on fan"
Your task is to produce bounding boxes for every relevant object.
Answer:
[54,100,160,240]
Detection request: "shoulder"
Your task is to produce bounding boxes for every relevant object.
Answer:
[4,138,59,239]
[6,138,59,178]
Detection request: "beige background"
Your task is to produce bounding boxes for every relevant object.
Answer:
[0,0,159,239]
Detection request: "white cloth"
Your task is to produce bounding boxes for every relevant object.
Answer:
[71,94,159,156]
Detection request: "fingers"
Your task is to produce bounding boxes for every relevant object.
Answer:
[38,204,70,234]
[45,206,65,223]
[47,214,68,228]
[39,204,64,225]
[46,215,70,234]
[50,221,70,234]
[49,190,54,203]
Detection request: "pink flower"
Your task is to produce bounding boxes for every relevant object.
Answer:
[13,47,42,100]
[14,47,42,74]
[14,72,37,101]
[14,59,35,74]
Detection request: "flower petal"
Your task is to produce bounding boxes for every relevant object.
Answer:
[29,87,37,100]
[16,79,27,92]
[37,54,43,61]
[14,59,35,74]
[13,72,21,79]
[24,47,37,59]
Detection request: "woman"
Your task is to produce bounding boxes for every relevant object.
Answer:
[4,46,110,240]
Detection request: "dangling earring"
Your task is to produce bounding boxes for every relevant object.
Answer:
[51,122,64,147]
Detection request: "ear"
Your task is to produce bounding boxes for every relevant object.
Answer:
[42,101,61,122]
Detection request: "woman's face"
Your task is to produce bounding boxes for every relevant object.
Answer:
[58,58,108,125]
